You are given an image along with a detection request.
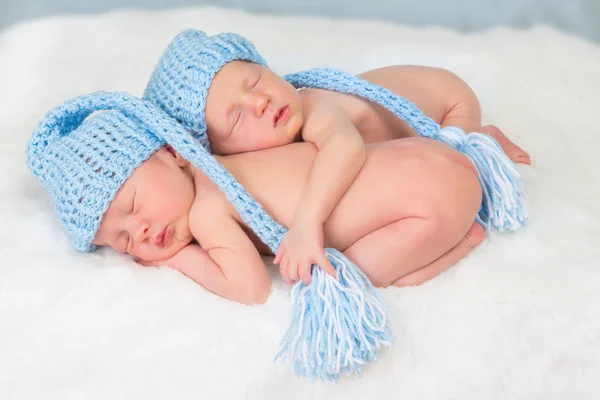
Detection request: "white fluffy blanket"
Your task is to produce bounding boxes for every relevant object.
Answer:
[1,6,599,399]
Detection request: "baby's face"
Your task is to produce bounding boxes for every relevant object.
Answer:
[205,61,303,155]
[92,146,196,261]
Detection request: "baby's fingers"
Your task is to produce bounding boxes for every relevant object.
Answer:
[279,257,291,284]
[299,261,313,286]
[273,248,283,265]
[316,253,337,279]
[280,257,298,285]
[288,261,300,284]
[137,259,157,267]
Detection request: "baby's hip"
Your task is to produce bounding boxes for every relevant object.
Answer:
[323,137,482,249]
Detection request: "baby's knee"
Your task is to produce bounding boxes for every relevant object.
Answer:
[421,198,481,254]
[426,170,482,232]
[440,73,482,133]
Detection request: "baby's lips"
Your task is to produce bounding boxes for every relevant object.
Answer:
[272,107,280,126]
[154,228,166,247]
[156,226,173,248]
[273,105,287,127]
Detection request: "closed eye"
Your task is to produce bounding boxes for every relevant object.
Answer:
[117,232,130,255]
[121,233,131,254]
[251,75,261,88]
[126,234,132,255]
[131,191,136,215]
[232,111,241,133]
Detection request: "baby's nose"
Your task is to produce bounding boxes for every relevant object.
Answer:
[132,221,150,243]
[245,92,268,116]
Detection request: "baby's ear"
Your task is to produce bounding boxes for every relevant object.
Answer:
[165,144,189,168]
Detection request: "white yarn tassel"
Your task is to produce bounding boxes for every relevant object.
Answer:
[275,248,393,382]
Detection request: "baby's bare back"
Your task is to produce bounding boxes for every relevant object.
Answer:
[300,65,479,144]
[219,137,482,254]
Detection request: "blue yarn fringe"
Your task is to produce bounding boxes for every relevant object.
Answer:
[274,248,394,382]
[436,127,528,231]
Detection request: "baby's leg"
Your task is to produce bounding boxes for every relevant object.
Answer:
[391,222,484,287]
[343,215,479,288]
[441,83,531,165]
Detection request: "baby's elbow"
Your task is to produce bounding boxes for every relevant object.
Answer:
[250,285,271,305]
[349,135,367,165]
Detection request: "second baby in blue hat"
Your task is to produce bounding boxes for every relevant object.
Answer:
[143,29,529,287]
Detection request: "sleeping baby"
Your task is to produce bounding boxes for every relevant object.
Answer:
[142,29,529,287]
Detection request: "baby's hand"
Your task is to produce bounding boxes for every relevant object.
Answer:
[136,248,186,269]
[273,221,336,285]
[137,258,163,267]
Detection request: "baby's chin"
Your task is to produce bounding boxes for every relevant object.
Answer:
[133,241,191,263]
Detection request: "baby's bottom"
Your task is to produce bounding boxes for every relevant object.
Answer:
[335,140,484,288]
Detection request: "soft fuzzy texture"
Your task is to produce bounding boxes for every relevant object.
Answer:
[0,6,599,399]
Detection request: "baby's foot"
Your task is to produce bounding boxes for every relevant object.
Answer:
[481,125,531,165]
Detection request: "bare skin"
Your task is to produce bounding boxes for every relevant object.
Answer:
[218,138,485,289]
[91,64,523,305]
[204,62,530,287]
[93,138,484,305]
[351,66,530,164]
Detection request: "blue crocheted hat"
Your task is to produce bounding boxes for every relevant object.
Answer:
[143,29,267,152]
[25,95,165,252]
[25,91,288,254]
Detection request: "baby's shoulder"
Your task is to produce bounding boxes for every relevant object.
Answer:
[298,85,372,138]
[298,88,354,123]
[187,183,269,254]
[298,87,336,110]
[189,187,235,232]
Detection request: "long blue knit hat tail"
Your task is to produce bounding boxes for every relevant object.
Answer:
[144,29,527,231]
[283,69,528,231]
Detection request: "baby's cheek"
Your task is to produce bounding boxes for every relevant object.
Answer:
[134,245,160,263]
[250,133,272,151]
[241,123,271,152]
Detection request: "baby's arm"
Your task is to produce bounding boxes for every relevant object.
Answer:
[274,92,366,285]
[148,194,271,305]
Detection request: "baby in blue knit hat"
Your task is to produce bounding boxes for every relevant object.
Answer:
[143,29,529,286]
[98,132,485,302]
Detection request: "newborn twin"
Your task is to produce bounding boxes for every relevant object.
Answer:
[26,30,529,305]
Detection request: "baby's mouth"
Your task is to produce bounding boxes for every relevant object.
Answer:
[273,105,290,127]
[155,226,172,248]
